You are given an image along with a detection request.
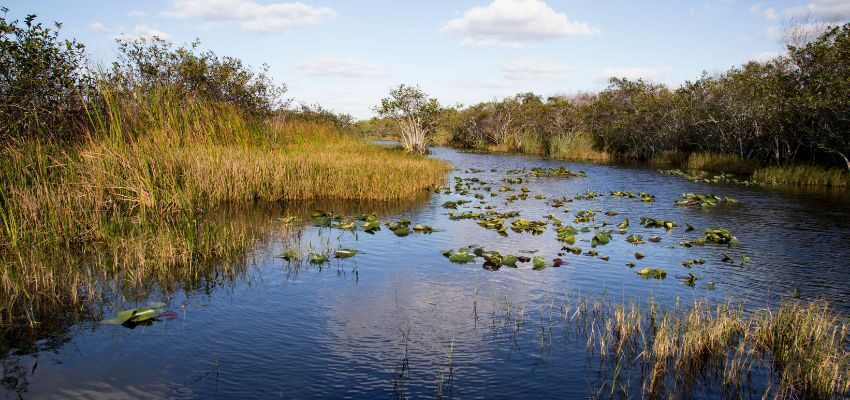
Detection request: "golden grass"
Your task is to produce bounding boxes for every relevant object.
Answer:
[525,294,849,398]
[685,152,759,175]
[753,164,849,187]
[548,133,609,162]
[0,86,450,327]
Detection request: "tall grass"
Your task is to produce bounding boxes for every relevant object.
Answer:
[477,293,849,399]
[547,132,609,161]
[685,152,759,175]
[753,164,849,187]
[0,85,449,327]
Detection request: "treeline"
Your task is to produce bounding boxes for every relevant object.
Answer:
[362,23,850,172]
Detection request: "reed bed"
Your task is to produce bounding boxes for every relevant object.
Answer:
[472,292,850,399]
[0,87,449,328]
[685,152,759,175]
[753,165,849,187]
[548,132,610,162]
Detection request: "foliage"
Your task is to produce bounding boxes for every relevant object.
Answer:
[110,37,286,117]
[375,84,440,154]
[0,8,94,141]
[430,23,850,175]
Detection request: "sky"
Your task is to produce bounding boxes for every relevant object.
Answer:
[5,0,850,119]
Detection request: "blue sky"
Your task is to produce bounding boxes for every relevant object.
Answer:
[5,0,849,118]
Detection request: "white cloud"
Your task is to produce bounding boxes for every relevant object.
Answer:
[502,58,572,81]
[441,0,598,48]
[88,22,110,33]
[749,3,779,20]
[114,25,172,42]
[162,0,336,32]
[296,57,387,78]
[786,0,850,17]
[596,67,671,83]
[747,51,781,63]
[460,37,523,49]
[127,9,147,17]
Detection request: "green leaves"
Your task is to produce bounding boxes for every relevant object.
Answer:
[101,308,159,324]
[636,268,667,279]
[591,232,611,247]
[334,249,359,259]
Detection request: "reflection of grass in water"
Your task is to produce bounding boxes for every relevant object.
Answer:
[0,88,448,329]
[398,291,848,399]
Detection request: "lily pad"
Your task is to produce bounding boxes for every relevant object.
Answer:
[334,249,359,258]
[636,268,667,279]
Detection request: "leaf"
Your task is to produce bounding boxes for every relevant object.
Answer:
[147,301,167,309]
[101,309,136,325]
[309,253,329,264]
[334,249,359,258]
[131,309,158,322]
[635,252,645,260]
[532,256,546,270]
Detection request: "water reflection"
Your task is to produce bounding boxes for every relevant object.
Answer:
[2,146,849,398]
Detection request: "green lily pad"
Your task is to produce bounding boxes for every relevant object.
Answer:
[532,256,547,270]
[309,253,329,264]
[636,268,667,279]
[334,249,359,258]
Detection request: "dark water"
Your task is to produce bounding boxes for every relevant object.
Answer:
[3,147,850,399]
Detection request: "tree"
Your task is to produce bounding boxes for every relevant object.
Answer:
[375,84,440,154]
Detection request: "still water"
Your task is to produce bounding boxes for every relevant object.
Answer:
[3,146,849,398]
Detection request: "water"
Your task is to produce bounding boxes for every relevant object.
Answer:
[3,147,849,398]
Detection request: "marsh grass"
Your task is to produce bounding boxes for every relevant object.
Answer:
[685,152,759,175]
[478,293,849,399]
[0,86,449,328]
[548,133,610,162]
[753,164,849,187]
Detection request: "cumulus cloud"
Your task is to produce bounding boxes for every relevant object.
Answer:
[441,0,598,48]
[502,58,572,81]
[88,22,110,33]
[114,25,172,42]
[595,67,671,83]
[162,0,336,32]
[296,57,387,78]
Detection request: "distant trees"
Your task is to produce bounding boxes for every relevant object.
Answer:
[375,84,440,154]
[428,23,850,171]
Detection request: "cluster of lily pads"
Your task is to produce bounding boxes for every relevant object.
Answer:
[675,193,738,207]
[432,166,749,289]
[660,169,758,186]
[442,246,550,271]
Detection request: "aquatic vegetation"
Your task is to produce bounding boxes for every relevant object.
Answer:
[573,209,596,223]
[753,165,849,187]
[510,219,547,234]
[549,197,573,207]
[309,253,329,264]
[640,217,678,230]
[681,272,700,286]
[683,227,739,247]
[528,166,586,178]
[532,256,546,270]
[675,193,738,207]
[386,220,412,236]
[101,308,162,325]
[574,190,601,200]
[681,259,705,268]
[625,234,644,245]
[611,191,655,202]
[412,224,436,233]
[591,232,611,247]
[280,249,300,262]
[334,249,359,258]
[660,169,759,186]
[636,268,666,279]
